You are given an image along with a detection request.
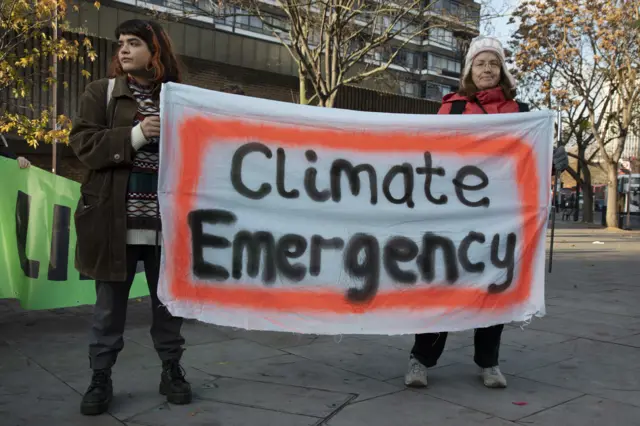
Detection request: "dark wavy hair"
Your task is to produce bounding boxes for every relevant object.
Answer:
[221,84,245,95]
[109,19,183,83]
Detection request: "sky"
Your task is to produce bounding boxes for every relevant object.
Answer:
[484,0,520,44]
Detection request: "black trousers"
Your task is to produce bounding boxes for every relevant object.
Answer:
[89,245,185,370]
[411,324,504,369]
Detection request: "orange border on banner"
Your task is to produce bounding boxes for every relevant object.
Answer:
[164,116,542,313]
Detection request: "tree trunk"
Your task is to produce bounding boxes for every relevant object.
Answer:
[606,166,619,228]
[325,90,338,108]
[582,182,594,223]
[299,70,308,105]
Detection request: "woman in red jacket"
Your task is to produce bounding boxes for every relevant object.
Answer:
[404,36,567,390]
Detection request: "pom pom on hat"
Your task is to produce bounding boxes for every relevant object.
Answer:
[462,36,516,89]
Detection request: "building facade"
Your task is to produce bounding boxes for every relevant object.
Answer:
[623,131,640,160]
[596,126,640,165]
[76,0,480,101]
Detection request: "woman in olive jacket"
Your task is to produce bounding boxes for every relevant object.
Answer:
[70,19,191,416]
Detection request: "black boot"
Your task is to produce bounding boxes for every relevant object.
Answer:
[159,359,192,404]
[80,368,113,415]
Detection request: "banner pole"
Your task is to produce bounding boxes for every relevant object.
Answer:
[548,105,562,273]
[549,173,559,273]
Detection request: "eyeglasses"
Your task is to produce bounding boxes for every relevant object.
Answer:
[473,62,501,70]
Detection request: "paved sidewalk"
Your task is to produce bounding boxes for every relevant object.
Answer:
[2,226,640,426]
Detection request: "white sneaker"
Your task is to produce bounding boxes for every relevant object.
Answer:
[481,366,507,388]
[404,357,428,388]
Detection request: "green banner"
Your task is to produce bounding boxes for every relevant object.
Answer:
[0,157,149,309]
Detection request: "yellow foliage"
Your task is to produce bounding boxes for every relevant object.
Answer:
[0,108,71,147]
[1,0,98,145]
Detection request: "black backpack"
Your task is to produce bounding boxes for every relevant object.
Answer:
[449,100,530,114]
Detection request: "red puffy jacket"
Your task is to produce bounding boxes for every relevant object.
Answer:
[438,86,559,176]
[437,87,521,115]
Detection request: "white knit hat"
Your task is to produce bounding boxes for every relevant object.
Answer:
[462,36,516,89]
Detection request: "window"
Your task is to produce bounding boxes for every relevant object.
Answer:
[235,7,250,27]
[266,16,291,40]
[230,8,290,38]
[429,0,477,26]
[378,17,419,38]
[430,0,450,12]
[402,22,418,37]
[429,28,455,48]
[267,16,288,32]
[348,39,363,55]
[249,16,262,30]
[449,2,463,17]
[308,29,321,45]
[422,82,453,101]
[465,8,480,28]
[214,6,234,26]
[183,0,211,13]
[164,0,183,10]
[390,48,417,69]
[382,16,394,31]
[395,19,418,37]
[399,81,420,98]
[365,47,383,62]
[426,53,461,74]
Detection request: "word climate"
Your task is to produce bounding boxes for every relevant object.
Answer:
[230,142,491,209]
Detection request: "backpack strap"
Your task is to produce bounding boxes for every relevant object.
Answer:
[106,78,115,109]
[516,101,530,112]
[449,100,467,114]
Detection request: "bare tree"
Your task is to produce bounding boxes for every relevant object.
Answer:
[560,103,607,224]
[511,0,640,228]
[161,0,483,107]
[511,62,616,223]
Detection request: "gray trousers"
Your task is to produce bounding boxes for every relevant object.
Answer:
[89,245,185,370]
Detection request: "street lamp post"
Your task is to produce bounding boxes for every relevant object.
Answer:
[626,168,632,230]
[574,155,581,221]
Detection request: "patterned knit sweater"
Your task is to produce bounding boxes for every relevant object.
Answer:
[126,77,161,246]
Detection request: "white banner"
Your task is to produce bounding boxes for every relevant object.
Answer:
[157,82,554,335]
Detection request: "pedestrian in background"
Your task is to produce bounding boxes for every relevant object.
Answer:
[0,144,31,169]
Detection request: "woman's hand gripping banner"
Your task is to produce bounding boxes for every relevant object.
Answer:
[157,82,554,335]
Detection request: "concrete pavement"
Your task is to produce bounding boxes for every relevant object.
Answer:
[2,224,640,425]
